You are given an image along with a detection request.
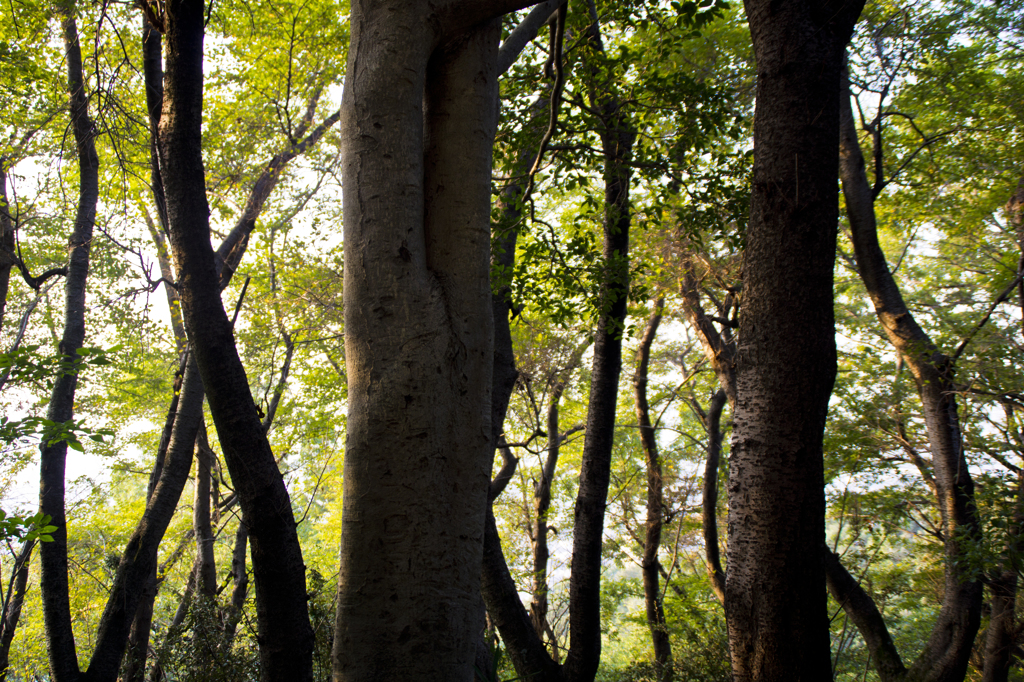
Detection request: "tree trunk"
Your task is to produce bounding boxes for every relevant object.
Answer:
[85,356,204,682]
[221,520,250,648]
[333,2,522,676]
[702,389,727,605]
[0,161,16,334]
[479,6,633,680]
[193,423,218,598]
[634,301,673,682]
[159,1,313,679]
[121,352,187,682]
[38,6,99,680]
[0,540,35,682]
[983,178,1024,682]
[727,2,862,680]
[837,66,982,682]
[479,20,563,678]
[530,386,565,649]
[561,9,635,680]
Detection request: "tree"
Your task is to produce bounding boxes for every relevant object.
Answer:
[333,1,544,679]
[37,6,99,679]
[158,0,315,678]
[726,1,862,679]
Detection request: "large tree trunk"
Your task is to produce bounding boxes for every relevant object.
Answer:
[835,66,984,682]
[38,7,98,680]
[158,1,313,679]
[334,1,543,678]
[634,301,673,682]
[726,2,862,680]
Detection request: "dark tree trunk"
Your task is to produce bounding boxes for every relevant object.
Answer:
[85,357,204,682]
[479,23,562,679]
[823,548,906,681]
[121,353,187,682]
[530,386,566,650]
[0,540,35,682]
[158,1,314,679]
[727,2,862,680]
[221,520,250,648]
[122,11,334,677]
[479,6,634,681]
[0,161,16,334]
[836,67,983,682]
[634,301,673,682]
[38,7,99,680]
[561,10,635,680]
[702,389,728,605]
[193,424,218,598]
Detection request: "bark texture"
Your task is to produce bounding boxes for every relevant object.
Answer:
[334,2,510,679]
[727,2,862,680]
[159,1,313,679]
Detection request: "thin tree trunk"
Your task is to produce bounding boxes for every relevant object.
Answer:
[193,423,217,598]
[220,520,250,648]
[837,66,982,682]
[121,352,188,682]
[159,2,313,678]
[634,301,673,682]
[479,21,562,678]
[0,540,35,682]
[727,2,862,679]
[85,356,205,682]
[38,6,99,679]
[702,389,727,606]
[562,8,634,679]
[480,6,634,680]
[0,161,16,334]
[530,388,564,646]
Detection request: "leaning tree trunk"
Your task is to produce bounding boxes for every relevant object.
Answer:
[727,1,862,680]
[530,385,566,651]
[158,1,313,679]
[0,539,35,681]
[38,6,98,680]
[834,66,984,682]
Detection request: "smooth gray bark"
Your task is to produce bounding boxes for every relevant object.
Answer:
[335,2,551,678]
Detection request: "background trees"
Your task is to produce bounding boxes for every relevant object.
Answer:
[0,0,1023,681]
